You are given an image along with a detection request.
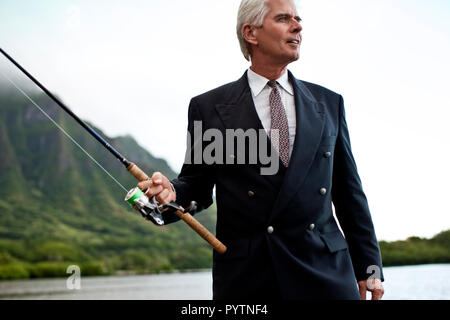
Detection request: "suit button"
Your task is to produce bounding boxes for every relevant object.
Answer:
[267,226,274,234]
[248,191,255,197]
[309,223,315,231]
[324,152,331,158]
[320,188,327,195]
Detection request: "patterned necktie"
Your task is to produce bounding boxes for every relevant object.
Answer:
[268,80,290,167]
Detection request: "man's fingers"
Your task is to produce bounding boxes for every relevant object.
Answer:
[137,172,164,191]
[163,192,176,204]
[368,281,384,300]
[358,282,367,300]
[367,279,384,300]
[160,195,174,205]
[145,185,163,197]
[155,188,177,204]
[136,172,173,203]
[156,189,169,203]
[371,289,384,300]
[152,172,164,184]
[358,279,384,300]
[137,179,152,191]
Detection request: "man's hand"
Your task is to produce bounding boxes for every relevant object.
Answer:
[137,172,176,204]
[357,278,384,300]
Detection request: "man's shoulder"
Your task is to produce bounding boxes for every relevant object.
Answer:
[300,80,339,96]
[288,72,344,114]
[193,81,236,101]
[296,78,341,103]
[191,75,245,106]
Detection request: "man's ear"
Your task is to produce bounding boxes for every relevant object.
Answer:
[242,23,258,46]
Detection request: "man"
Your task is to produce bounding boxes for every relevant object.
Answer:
[138,0,384,300]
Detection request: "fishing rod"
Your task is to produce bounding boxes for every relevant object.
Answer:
[0,47,226,254]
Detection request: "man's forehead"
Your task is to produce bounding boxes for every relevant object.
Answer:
[266,0,298,15]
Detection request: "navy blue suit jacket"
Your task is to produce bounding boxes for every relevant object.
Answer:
[167,70,384,300]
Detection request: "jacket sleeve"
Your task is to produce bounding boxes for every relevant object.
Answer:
[331,95,384,282]
[162,98,215,224]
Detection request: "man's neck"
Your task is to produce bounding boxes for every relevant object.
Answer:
[250,63,288,81]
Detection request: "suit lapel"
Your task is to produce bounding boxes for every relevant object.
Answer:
[215,72,286,191]
[214,70,325,221]
[269,72,325,222]
[214,72,264,132]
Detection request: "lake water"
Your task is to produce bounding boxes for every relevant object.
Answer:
[0,264,449,300]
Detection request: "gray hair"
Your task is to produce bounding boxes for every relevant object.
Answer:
[236,0,270,61]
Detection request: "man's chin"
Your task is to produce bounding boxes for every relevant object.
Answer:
[271,52,300,66]
[287,52,300,63]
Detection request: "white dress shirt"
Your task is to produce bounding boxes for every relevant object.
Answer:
[247,68,297,158]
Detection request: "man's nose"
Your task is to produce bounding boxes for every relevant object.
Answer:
[291,19,302,33]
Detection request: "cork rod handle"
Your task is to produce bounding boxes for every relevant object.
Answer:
[127,162,149,181]
[174,210,227,254]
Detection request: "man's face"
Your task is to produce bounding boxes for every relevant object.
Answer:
[253,0,302,65]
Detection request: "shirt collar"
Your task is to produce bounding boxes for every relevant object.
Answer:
[247,68,294,97]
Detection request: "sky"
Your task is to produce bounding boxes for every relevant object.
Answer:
[1,0,449,241]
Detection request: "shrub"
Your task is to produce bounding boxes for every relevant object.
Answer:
[0,263,30,280]
[79,261,109,276]
[28,262,68,278]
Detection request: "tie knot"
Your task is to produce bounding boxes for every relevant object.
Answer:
[267,80,278,88]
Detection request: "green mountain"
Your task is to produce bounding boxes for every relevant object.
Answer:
[0,85,217,280]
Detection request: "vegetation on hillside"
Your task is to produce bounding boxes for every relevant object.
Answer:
[379,230,450,267]
[0,87,216,280]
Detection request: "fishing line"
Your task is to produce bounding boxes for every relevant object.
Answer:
[0,70,128,192]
